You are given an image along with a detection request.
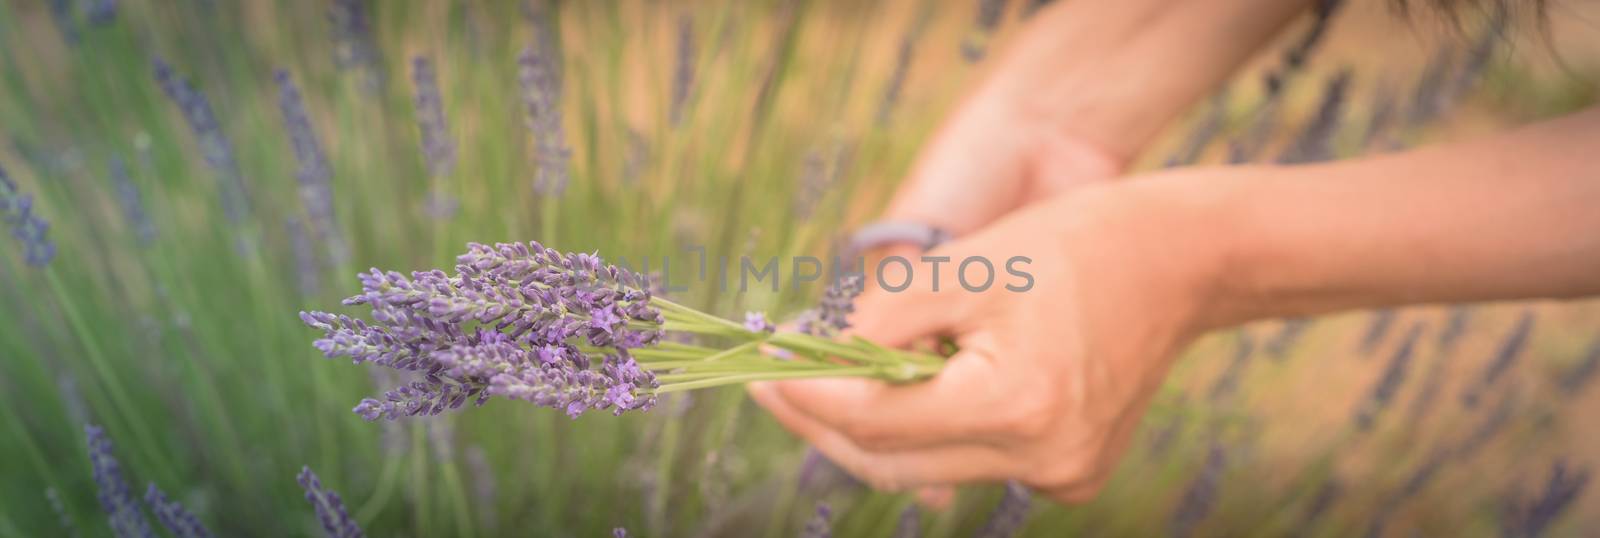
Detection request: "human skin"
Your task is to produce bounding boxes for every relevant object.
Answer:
[749,0,1600,506]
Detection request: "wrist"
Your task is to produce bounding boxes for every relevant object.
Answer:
[1064,168,1271,335]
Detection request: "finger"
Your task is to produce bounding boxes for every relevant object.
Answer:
[767,348,1008,450]
[749,381,1016,490]
[850,242,979,348]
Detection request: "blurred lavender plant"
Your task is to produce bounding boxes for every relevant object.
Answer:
[1207,329,1254,403]
[518,45,572,197]
[1278,70,1350,165]
[670,14,696,127]
[287,218,320,297]
[152,58,251,226]
[328,0,385,92]
[85,425,154,538]
[145,484,214,538]
[49,0,79,45]
[45,487,77,538]
[1263,318,1312,361]
[892,505,920,538]
[85,0,118,26]
[107,157,156,246]
[976,481,1033,538]
[1501,460,1591,538]
[1461,310,1534,408]
[801,502,832,538]
[275,69,349,267]
[877,32,915,126]
[0,162,57,266]
[1559,335,1600,396]
[1358,309,1397,356]
[1164,91,1230,168]
[960,0,1008,62]
[411,56,456,181]
[1169,442,1226,538]
[297,466,364,538]
[1353,322,1423,431]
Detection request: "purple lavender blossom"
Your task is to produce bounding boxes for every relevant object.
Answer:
[303,242,663,420]
[1502,460,1591,538]
[801,502,833,538]
[108,157,156,246]
[297,466,364,538]
[85,425,155,538]
[49,0,78,45]
[797,275,864,336]
[275,69,349,266]
[518,44,571,196]
[1353,322,1423,431]
[744,311,775,333]
[0,162,57,266]
[152,57,251,225]
[1460,310,1534,409]
[670,14,696,127]
[613,528,627,538]
[976,481,1032,538]
[1169,442,1226,538]
[145,484,214,538]
[411,56,455,180]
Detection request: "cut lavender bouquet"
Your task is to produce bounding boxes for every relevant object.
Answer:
[301,241,944,421]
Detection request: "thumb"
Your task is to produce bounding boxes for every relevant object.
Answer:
[849,242,980,349]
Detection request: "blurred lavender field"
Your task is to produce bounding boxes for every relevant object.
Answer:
[1,0,1598,536]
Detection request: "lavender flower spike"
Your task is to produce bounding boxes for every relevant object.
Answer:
[411,56,456,180]
[744,311,775,333]
[801,502,833,538]
[670,14,696,127]
[518,44,571,196]
[108,157,157,246]
[145,484,214,538]
[0,162,57,266]
[1502,460,1591,538]
[275,69,349,266]
[975,481,1033,538]
[304,241,663,420]
[85,425,155,538]
[297,466,365,538]
[152,57,251,225]
[797,275,864,336]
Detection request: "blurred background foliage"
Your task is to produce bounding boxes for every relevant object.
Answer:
[0,0,1598,536]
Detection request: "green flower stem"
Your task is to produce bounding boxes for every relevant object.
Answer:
[654,367,880,392]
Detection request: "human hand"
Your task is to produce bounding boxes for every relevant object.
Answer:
[751,180,1224,505]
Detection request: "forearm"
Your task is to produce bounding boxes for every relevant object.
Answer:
[975,0,1316,161]
[1153,108,1600,328]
